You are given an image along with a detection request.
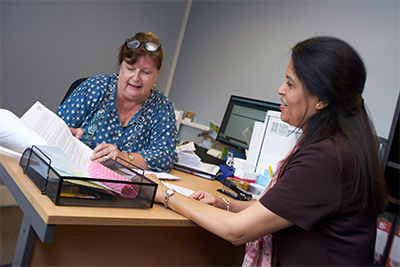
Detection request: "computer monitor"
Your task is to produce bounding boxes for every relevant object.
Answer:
[216,95,281,151]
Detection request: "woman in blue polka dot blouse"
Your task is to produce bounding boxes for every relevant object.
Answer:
[56,32,178,172]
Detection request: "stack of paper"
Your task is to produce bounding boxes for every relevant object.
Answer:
[175,142,202,168]
[0,101,93,177]
[174,142,219,179]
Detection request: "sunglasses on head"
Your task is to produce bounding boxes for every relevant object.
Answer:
[125,38,160,52]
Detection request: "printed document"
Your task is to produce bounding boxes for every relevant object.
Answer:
[0,101,93,176]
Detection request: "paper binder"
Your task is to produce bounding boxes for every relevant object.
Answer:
[19,146,157,209]
[375,212,398,266]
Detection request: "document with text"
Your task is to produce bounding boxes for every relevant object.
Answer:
[0,101,93,176]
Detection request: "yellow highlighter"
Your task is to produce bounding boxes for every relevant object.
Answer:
[268,166,273,178]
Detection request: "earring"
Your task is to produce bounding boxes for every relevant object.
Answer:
[317,103,321,108]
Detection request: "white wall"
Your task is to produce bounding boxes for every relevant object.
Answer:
[169,1,400,141]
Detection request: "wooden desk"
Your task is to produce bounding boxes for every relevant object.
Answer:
[0,153,245,266]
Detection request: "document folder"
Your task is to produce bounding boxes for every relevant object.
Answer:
[375,212,398,266]
[19,146,157,209]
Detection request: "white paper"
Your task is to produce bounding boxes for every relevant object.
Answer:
[20,101,93,175]
[245,121,266,172]
[144,170,181,180]
[388,234,400,264]
[256,111,300,174]
[175,142,196,153]
[375,228,389,255]
[206,148,222,159]
[36,145,88,177]
[0,108,47,153]
[176,151,202,168]
[163,182,194,197]
[200,162,220,174]
[0,145,23,158]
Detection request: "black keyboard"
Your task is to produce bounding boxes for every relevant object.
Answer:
[194,145,226,166]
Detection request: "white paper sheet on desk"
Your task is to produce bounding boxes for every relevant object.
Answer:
[163,182,194,197]
[144,170,181,180]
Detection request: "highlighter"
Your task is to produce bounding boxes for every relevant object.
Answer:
[268,166,273,178]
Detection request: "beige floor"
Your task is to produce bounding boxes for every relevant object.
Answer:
[0,206,23,266]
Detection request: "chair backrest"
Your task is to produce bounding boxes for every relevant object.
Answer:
[60,77,88,105]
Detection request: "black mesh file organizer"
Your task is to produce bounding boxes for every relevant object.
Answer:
[19,146,157,209]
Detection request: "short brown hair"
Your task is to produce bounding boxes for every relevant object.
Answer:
[118,32,164,70]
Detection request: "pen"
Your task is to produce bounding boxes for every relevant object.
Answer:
[60,192,99,199]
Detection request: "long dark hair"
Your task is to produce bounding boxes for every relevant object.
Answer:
[277,36,388,216]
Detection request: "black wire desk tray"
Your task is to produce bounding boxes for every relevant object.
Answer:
[19,146,157,209]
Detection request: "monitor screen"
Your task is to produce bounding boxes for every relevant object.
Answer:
[216,95,281,151]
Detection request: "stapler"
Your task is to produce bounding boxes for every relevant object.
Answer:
[220,178,252,201]
[216,165,252,201]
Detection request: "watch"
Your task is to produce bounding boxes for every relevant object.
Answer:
[127,153,134,164]
[164,188,175,209]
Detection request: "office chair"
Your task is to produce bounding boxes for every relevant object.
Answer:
[60,77,88,105]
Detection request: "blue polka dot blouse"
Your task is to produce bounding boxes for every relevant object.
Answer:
[56,73,179,172]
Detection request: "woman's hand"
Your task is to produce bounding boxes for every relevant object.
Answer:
[69,127,84,139]
[190,190,227,210]
[91,143,123,163]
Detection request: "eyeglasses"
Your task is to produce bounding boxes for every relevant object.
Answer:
[125,38,160,52]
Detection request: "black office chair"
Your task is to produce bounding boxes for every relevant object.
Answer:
[60,77,88,105]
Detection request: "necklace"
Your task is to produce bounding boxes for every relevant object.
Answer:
[117,91,152,126]
[121,109,137,126]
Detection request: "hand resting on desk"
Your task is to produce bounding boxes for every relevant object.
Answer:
[190,190,227,210]
[145,174,250,212]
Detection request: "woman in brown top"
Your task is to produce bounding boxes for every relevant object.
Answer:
[147,36,388,266]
